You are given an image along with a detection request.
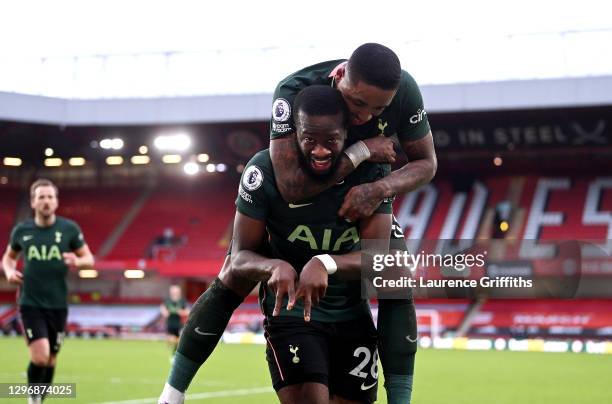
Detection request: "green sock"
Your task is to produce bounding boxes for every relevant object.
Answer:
[168,352,200,392]
[377,299,417,402]
[385,374,414,404]
[167,278,244,392]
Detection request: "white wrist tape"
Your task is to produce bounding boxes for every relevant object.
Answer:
[344,140,371,168]
[314,254,337,275]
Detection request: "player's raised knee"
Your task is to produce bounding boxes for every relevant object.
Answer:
[220,258,258,297]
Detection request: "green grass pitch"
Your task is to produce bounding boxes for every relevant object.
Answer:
[0,337,611,403]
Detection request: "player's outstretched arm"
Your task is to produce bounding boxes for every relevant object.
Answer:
[270,134,396,203]
[1,245,22,285]
[339,132,437,222]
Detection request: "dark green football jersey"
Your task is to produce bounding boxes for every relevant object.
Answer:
[9,216,86,309]
[235,149,392,322]
[164,298,187,328]
[270,59,430,142]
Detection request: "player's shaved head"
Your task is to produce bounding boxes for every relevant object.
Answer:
[293,85,350,128]
[346,43,401,91]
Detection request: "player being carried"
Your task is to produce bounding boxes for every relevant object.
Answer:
[159,43,436,404]
[163,84,391,403]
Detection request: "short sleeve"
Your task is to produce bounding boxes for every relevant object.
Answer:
[235,151,273,220]
[397,71,431,142]
[69,221,86,250]
[269,60,343,140]
[9,225,22,252]
[269,82,299,140]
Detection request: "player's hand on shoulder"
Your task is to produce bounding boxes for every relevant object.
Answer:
[338,182,384,222]
[363,136,396,163]
[5,270,23,285]
[62,252,78,267]
[268,260,298,316]
[296,258,329,322]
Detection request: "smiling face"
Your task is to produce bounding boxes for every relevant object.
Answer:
[295,110,347,177]
[335,67,397,126]
[30,185,58,220]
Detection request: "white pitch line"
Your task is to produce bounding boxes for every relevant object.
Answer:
[96,386,274,404]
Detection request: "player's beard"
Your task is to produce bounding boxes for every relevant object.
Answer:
[38,204,55,219]
[298,148,339,180]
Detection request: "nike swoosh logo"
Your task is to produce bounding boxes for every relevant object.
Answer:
[360,381,377,391]
[23,235,33,241]
[406,335,418,343]
[194,327,217,336]
[288,203,313,208]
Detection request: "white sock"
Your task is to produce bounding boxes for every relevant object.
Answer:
[28,396,42,404]
[158,382,185,404]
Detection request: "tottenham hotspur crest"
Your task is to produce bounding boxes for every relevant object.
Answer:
[289,345,300,364]
[55,231,62,243]
[378,119,388,136]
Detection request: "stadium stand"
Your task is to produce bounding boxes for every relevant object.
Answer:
[108,178,234,260]
[2,174,610,267]
[0,187,20,243]
[1,144,610,340]
[58,187,142,254]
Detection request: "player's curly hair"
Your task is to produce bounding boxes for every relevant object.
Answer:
[347,43,401,90]
[293,85,350,128]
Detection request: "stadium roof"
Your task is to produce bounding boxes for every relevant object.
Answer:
[1,0,611,99]
[2,76,612,126]
[1,0,611,124]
